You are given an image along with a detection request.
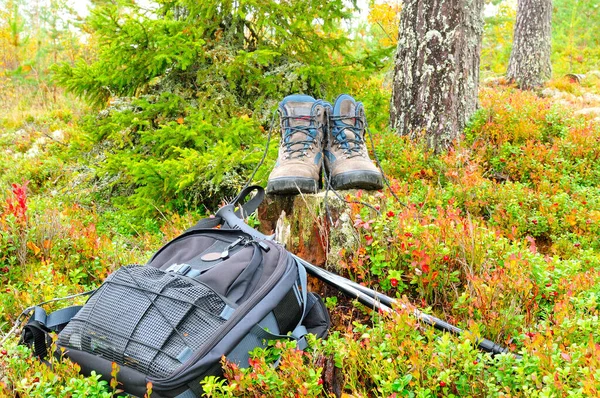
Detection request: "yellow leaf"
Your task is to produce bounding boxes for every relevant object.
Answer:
[27,241,41,256]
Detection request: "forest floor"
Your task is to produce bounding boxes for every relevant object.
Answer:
[1,76,600,397]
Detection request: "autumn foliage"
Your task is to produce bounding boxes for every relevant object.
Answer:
[2,0,600,397]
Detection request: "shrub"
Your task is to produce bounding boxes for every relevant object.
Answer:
[54,0,390,216]
[0,341,118,397]
[202,339,327,397]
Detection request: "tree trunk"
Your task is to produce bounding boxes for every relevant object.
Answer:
[507,0,552,90]
[390,0,484,153]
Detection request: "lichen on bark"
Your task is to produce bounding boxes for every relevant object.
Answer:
[506,0,553,90]
[390,0,484,153]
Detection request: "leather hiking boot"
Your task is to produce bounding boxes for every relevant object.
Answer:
[266,94,326,195]
[323,94,383,190]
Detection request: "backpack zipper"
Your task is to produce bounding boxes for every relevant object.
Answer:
[149,230,253,265]
[219,236,247,259]
[217,237,270,260]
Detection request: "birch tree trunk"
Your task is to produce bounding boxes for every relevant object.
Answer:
[390,0,484,153]
[507,0,553,90]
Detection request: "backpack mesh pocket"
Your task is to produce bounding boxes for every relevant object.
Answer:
[57,265,228,379]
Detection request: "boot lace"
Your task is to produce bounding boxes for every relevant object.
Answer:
[281,115,319,159]
[329,114,366,158]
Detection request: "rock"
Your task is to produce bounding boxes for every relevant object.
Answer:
[540,88,558,98]
[574,107,600,116]
[99,97,136,118]
[482,76,507,86]
[25,136,48,158]
[582,92,600,105]
[564,73,585,83]
[25,144,41,158]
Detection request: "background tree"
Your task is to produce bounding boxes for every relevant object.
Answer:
[480,0,600,77]
[390,0,484,152]
[552,0,600,73]
[0,0,85,109]
[506,0,553,89]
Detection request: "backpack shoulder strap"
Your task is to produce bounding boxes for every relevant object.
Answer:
[19,305,83,358]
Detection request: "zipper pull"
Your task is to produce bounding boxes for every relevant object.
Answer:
[220,236,245,259]
[258,241,270,252]
[242,239,271,252]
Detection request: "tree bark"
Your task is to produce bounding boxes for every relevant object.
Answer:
[390,0,484,153]
[507,0,552,90]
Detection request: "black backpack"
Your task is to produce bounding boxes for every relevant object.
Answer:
[20,186,330,398]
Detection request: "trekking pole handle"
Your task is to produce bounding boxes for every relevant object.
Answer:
[215,204,272,240]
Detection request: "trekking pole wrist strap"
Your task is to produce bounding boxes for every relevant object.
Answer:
[231,185,265,218]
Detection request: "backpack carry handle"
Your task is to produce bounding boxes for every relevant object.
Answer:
[213,185,274,239]
[216,203,269,240]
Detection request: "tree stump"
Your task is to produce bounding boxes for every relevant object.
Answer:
[256,192,363,271]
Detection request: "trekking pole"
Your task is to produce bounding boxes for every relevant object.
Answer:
[215,203,516,357]
[292,255,512,356]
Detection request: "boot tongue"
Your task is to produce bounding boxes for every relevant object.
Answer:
[337,99,359,148]
[339,99,357,126]
[283,101,313,128]
[282,101,315,153]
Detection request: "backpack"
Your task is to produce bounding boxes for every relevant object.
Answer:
[19,186,330,398]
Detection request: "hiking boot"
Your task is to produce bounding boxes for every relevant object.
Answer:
[323,94,383,190]
[266,94,327,195]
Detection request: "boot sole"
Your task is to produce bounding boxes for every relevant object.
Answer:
[267,177,319,195]
[330,170,383,190]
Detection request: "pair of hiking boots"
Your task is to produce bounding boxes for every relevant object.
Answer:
[267,94,383,195]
